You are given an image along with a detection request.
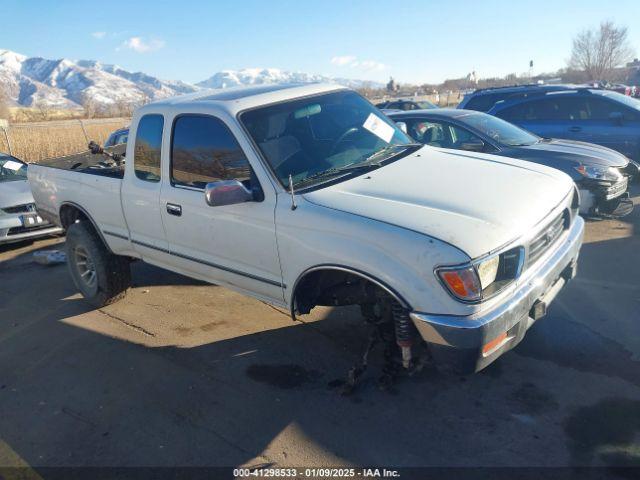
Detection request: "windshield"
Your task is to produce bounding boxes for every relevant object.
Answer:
[241,90,414,188]
[602,91,640,111]
[462,112,539,146]
[0,155,28,182]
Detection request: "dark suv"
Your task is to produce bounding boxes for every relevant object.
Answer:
[458,84,574,112]
[486,88,640,161]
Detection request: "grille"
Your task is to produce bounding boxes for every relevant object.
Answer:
[528,211,567,266]
[605,177,628,200]
[2,203,36,214]
[7,224,51,236]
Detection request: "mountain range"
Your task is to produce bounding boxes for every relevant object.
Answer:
[0,49,383,110]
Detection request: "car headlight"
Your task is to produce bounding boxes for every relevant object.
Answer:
[574,164,623,182]
[436,247,523,303]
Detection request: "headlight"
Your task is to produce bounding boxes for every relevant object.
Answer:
[476,255,499,289]
[574,165,622,182]
[436,247,523,303]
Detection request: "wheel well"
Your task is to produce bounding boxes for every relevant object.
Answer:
[59,204,111,252]
[291,267,408,317]
[60,204,89,230]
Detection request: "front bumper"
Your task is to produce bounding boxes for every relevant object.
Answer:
[578,176,631,216]
[410,216,585,374]
[0,214,63,245]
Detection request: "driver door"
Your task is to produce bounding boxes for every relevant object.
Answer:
[159,113,284,303]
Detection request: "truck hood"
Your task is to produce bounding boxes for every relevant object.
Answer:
[303,146,573,259]
[518,138,629,168]
[0,179,34,210]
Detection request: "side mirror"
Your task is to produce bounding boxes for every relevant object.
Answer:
[460,139,485,152]
[609,111,624,126]
[205,180,253,207]
[396,121,408,134]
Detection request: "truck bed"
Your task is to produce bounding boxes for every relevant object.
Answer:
[27,147,130,254]
[37,146,126,179]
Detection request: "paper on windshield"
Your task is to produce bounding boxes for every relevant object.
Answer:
[3,160,23,171]
[363,113,394,143]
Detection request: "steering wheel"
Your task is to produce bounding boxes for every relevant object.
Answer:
[329,127,361,156]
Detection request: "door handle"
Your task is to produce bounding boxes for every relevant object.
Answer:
[166,203,182,216]
[569,126,582,132]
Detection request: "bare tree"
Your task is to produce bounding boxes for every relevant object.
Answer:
[35,101,54,121]
[569,21,635,82]
[81,92,98,119]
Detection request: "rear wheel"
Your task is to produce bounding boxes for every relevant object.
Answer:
[66,222,131,307]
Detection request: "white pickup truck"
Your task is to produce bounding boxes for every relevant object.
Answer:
[28,83,584,374]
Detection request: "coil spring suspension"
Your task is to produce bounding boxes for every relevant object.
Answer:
[391,302,415,369]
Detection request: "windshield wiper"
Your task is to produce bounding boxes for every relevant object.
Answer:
[338,143,422,172]
[293,143,421,189]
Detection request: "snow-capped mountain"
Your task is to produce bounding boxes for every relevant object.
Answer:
[0,50,384,111]
[0,49,200,109]
[197,68,383,90]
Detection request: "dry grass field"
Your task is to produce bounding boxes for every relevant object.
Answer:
[0,93,462,164]
[0,118,129,163]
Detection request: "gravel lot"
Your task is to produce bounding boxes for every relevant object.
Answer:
[1,187,639,471]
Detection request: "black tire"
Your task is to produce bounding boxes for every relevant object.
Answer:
[66,221,131,307]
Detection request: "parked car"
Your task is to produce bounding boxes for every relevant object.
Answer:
[483,87,640,161]
[0,153,63,244]
[28,83,584,375]
[388,109,637,216]
[103,127,129,148]
[457,84,577,112]
[375,99,437,111]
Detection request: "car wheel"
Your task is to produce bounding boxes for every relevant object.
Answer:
[66,222,131,307]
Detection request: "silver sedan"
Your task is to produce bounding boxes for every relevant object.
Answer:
[0,154,62,245]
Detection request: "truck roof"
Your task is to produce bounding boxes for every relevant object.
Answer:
[143,82,347,115]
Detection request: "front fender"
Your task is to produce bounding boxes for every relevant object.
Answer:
[277,195,476,316]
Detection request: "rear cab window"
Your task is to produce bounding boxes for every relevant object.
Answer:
[134,115,164,182]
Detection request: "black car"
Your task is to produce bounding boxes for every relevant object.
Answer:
[388,108,638,217]
[375,99,437,111]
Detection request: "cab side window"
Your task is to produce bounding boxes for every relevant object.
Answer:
[134,115,164,182]
[171,115,252,189]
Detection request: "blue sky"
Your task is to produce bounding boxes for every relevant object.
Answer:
[3,0,640,85]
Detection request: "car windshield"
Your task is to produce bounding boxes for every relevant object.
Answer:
[462,112,539,146]
[241,90,416,189]
[0,155,28,182]
[602,91,640,111]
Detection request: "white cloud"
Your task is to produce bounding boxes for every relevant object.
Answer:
[120,36,165,53]
[91,31,106,39]
[353,59,387,71]
[330,55,387,71]
[331,55,357,66]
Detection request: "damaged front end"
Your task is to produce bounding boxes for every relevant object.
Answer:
[576,164,634,218]
[291,268,425,392]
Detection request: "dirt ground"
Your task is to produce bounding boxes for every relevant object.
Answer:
[0,187,639,472]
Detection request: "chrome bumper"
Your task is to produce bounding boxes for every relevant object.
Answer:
[410,216,585,373]
[0,215,63,244]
